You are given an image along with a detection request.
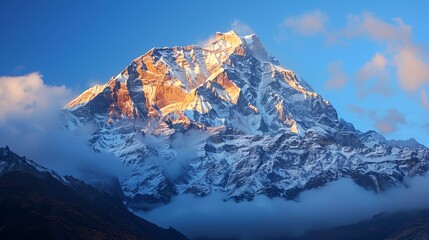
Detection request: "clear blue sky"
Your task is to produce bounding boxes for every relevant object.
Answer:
[1,0,429,145]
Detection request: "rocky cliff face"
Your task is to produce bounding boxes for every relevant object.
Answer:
[64,31,429,210]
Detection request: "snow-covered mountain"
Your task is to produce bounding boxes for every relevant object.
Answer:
[64,31,429,210]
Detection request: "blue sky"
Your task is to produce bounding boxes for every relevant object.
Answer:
[1,0,429,145]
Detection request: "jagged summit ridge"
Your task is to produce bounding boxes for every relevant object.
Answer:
[64,31,429,211]
[66,31,334,135]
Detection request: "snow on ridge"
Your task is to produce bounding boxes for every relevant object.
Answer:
[62,31,429,210]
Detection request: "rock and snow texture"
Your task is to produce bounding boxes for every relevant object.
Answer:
[65,31,429,210]
[0,146,64,183]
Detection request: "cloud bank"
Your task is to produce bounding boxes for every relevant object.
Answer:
[140,174,429,240]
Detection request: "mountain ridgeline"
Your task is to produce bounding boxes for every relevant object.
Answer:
[64,31,429,210]
[0,147,187,239]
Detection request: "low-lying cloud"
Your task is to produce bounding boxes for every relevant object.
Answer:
[140,129,212,181]
[140,174,429,240]
[0,73,129,180]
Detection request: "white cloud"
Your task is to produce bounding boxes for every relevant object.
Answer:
[325,61,347,90]
[0,72,129,179]
[281,10,328,36]
[0,72,72,125]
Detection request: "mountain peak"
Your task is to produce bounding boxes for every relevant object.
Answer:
[204,31,246,57]
[63,32,429,211]
[243,33,273,63]
[206,31,273,63]
[215,30,240,37]
[65,31,335,135]
[213,31,242,43]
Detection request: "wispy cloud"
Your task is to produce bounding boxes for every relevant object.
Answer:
[356,52,391,98]
[231,20,254,35]
[281,10,328,36]
[341,12,411,44]
[197,34,216,47]
[281,11,429,107]
[87,78,104,88]
[348,104,366,114]
[349,105,407,134]
[14,65,26,72]
[325,61,347,90]
[375,109,407,134]
[341,13,429,93]
[421,90,429,109]
[198,20,254,47]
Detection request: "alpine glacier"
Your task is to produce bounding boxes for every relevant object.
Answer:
[64,31,429,210]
